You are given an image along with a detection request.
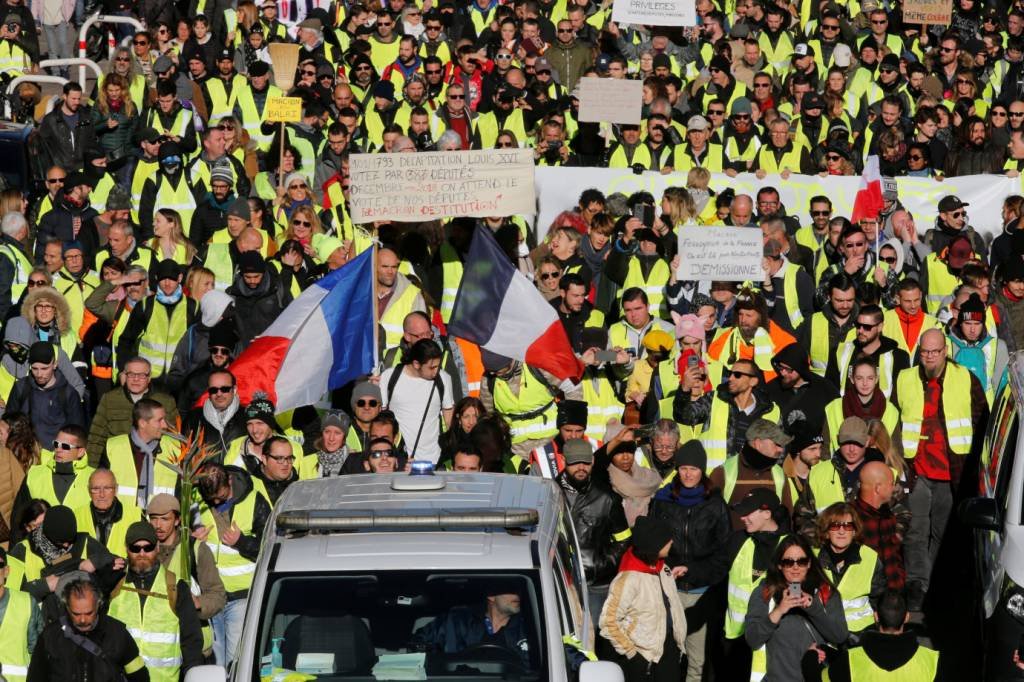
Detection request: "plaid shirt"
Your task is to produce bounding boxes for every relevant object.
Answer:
[853,496,907,591]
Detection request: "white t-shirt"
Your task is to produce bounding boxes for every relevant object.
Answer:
[380,366,454,464]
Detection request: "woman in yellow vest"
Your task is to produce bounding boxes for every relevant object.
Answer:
[253,144,302,205]
[823,357,901,454]
[149,209,198,267]
[269,171,314,237]
[815,502,884,637]
[19,286,79,364]
[277,205,330,265]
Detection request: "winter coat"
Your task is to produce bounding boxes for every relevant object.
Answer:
[35,196,101,264]
[227,270,292,346]
[993,285,1024,352]
[547,39,592,92]
[923,217,988,263]
[29,615,149,682]
[184,405,247,460]
[6,371,86,447]
[86,386,180,466]
[92,106,139,160]
[37,104,98,173]
[600,548,688,664]
[649,485,732,590]
[0,444,24,544]
[557,471,630,589]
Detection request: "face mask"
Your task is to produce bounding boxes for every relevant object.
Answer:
[5,344,27,364]
[162,162,180,174]
[517,242,529,257]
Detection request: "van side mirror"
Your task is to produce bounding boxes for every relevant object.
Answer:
[959,497,1002,532]
[580,660,624,682]
[184,665,227,682]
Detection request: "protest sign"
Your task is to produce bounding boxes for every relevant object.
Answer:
[349,149,535,222]
[675,226,762,281]
[902,0,952,25]
[265,97,303,123]
[577,77,643,124]
[611,0,696,27]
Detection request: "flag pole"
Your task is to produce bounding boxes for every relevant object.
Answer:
[372,236,380,373]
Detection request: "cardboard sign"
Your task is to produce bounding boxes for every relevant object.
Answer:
[675,226,762,281]
[902,0,952,25]
[348,149,535,222]
[611,0,696,27]
[577,77,643,125]
[265,96,303,123]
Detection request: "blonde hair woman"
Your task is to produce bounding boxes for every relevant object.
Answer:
[280,205,341,264]
[659,186,698,231]
[150,208,197,265]
[185,266,216,301]
[0,189,26,218]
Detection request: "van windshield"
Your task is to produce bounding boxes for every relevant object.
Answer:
[252,570,547,682]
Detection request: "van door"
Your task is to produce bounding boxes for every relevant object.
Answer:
[978,384,1019,617]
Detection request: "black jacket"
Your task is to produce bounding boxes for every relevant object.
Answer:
[35,196,101,264]
[765,342,839,429]
[649,484,731,590]
[29,615,150,682]
[556,471,629,589]
[227,270,293,346]
[6,372,86,448]
[184,405,248,460]
[37,104,97,173]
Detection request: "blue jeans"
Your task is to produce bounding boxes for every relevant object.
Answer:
[211,597,247,667]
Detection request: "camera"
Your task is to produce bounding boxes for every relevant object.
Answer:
[415,131,436,151]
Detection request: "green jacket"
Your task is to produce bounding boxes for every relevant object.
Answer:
[87,386,180,466]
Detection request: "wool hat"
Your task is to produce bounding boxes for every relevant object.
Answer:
[631,515,673,555]
[151,258,180,282]
[557,399,588,428]
[208,321,238,350]
[652,53,671,69]
[837,416,869,447]
[730,97,753,116]
[562,438,594,465]
[351,381,382,409]
[237,251,266,274]
[883,177,899,201]
[28,341,54,365]
[673,440,707,471]
[709,54,731,72]
[322,409,351,433]
[64,171,94,190]
[732,488,781,516]
[245,391,281,432]
[248,61,270,77]
[958,293,986,324]
[147,493,181,515]
[1004,255,1024,282]
[43,505,77,545]
[373,80,396,100]
[62,240,84,256]
[788,421,824,454]
[674,313,705,343]
[316,236,345,262]
[227,197,250,221]
[125,521,158,547]
[210,161,234,185]
[159,141,183,161]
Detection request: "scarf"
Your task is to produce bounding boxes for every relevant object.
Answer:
[29,525,67,565]
[203,393,241,434]
[618,547,665,574]
[205,192,236,212]
[655,483,705,507]
[1004,285,1024,303]
[130,428,159,510]
[841,387,887,421]
[284,197,312,222]
[156,285,183,305]
[317,447,347,477]
[741,443,778,471]
[608,464,663,526]
[824,542,857,573]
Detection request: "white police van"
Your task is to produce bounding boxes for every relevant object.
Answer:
[961,353,1024,680]
[186,471,623,682]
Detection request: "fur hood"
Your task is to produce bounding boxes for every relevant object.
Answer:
[21,286,71,335]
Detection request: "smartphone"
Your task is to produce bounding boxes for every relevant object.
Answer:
[595,349,619,363]
[632,205,655,228]
[687,354,699,369]
[788,582,802,600]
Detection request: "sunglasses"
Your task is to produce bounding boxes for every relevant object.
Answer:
[845,241,866,248]
[369,449,396,458]
[497,141,514,148]
[124,280,145,287]
[908,153,924,161]
[425,68,442,74]
[319,73,333,80]
[426,25,442,30]
[1011,111,1024,117]
[993,111,1008,117]
[708,109,725,116]
[302,70,316,76]
[52,440,77,450]
[881,256,898,264]
[355,65,372,71]
[134,40,149,45]
[939,46,955,53]
[208,385,234,395]
[730,370,756,379]
[210,346,231,355]
[540,271,560,280]
[822,23,839,29]
[377,21,393,27]
[754,82,771,87]
[557,27,574,32]
[870,18,887,23]
[292,219,312,227]
[810,210,830,216]
[826,154,842,161]
[128,543,156,553]
[46,177,65,184]
[27,279,48,287]
[855,321,879,329]
[828,521,856,531]
[289,183,308,190]
[448,93,465,99]
[956,78,972,84]
[496,54,513,60]
[116,56,131,61]
[950,210,965,218]
[356,399,379,407]
[779,556,811,568]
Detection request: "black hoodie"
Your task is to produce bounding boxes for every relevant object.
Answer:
[765,342,839,429]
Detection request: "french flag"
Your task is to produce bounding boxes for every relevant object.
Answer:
[448,227,583,383]
[227,249,375,411]
[851,155,884,225]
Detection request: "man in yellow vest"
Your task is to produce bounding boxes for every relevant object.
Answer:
[0,545,42,682]
[0,210,31,321]
[138,141,200,239]
[882,278,942,361]
[826,590,939,680]
[103,398,179,510]
[73,468,143,557]
[110,521,204,681]
[794,417,871,537]
[922,234,974,315]
[758,236,814,335]
[891,328,986,611]
[709,419,794,530]
[377,247,426,351]
[801,272,858,381]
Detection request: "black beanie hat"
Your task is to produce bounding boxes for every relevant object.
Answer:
[556,399,588,428]
[631,516,673,557]
[28,341,55,365]
[673,440,707,471]
[43,505,77,545]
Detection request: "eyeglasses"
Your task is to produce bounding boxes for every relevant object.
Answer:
[448,93,465,99]
[128,543,156,553]
[46,177,65,184]
[855,321,880,329]
[124,371,150,379]
[496,54,513,60]
[730,370,756,379]
[557,27,574,32]
[302,69,316,76]
[369,449,396,458]
[289,183,308,190]
[35,302,55,310]
[810,210,830,216]
[27,279,47,287]
[919,348,945,356]
[52,440,77,450]
[210,346,231,356]
[266,453,296,463]
[356,399,379,408]
[292,219,312,227]
[828,521,856,531]
[208,385,234,395]
[779,556,811,568]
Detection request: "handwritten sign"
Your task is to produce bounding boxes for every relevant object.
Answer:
[611,0,695,27]
[578,77,643,125]
[265,96,303,123]
[676,226,762,281]
[349,149,535,222]
[902,0,951,24]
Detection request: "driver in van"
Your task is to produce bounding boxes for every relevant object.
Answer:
[412,587,531,668]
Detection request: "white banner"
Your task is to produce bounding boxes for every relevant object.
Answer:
[676,226,762,281]
[611,0,696,27]
[349,149,535,222]
[533,168,1017,244]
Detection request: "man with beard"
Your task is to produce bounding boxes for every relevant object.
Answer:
[945,115,1004,176]
[706,290,796,382]
[891,328,986,611]
[709,419,793,529]
[106,522,203,682]
[413,586,532,667]
[721,98,761,175]
[528,399,594,479]
[552,273,603,353]
[835,304,910,398]
[802,273,858,383]
[765,342,839,429]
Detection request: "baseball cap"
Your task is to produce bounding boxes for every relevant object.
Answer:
[153,55,174,74]
[687,115,710,131]
[125,521,158,547]
[938,195,969,212]
[732,488,781,516]
[837,416,869,447]
[563,438,594,465]
[746,418,793,446]
[147,493,181,515]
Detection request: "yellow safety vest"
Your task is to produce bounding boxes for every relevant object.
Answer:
[896,363,974,457]
[73,502,144,558]
[137,298,191,378]
[755,144,804,175]
[475,108,528,149]
[108,564,182,682]
[724,134,761,169]
[379,284,422,350]
[105,434,181,507]
[700,399,781,473]
[608,143,653,170]
[199,487,261,594]
[779,265,806,330]
[205,74,246,121]
[0,589,32,682]
[581,375,624,442]
[622,258,670,318]
[0,40,29,76]
[0,241,32,304]
[491,367,558,444]
[924,253,962,315]
[235,84,282,152]
[24,458,94,509]
[835,342,896,398]
[6,538,88,593]
[725,534,783,638]
[808,313,854,376]
[55,270,102,341]
[147,107,194,142]
[90,174,116,213]
[152,174,198,237]
[881,309,941,358]
[816,544,878,632]
[794,226,825,253]
[205,243,234,291]
[438,241,463,323]
[709,326,776,377]
[843,643,939,681]
[823,397,899,455]
[721,455,785,503]
[131,159,160,224]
